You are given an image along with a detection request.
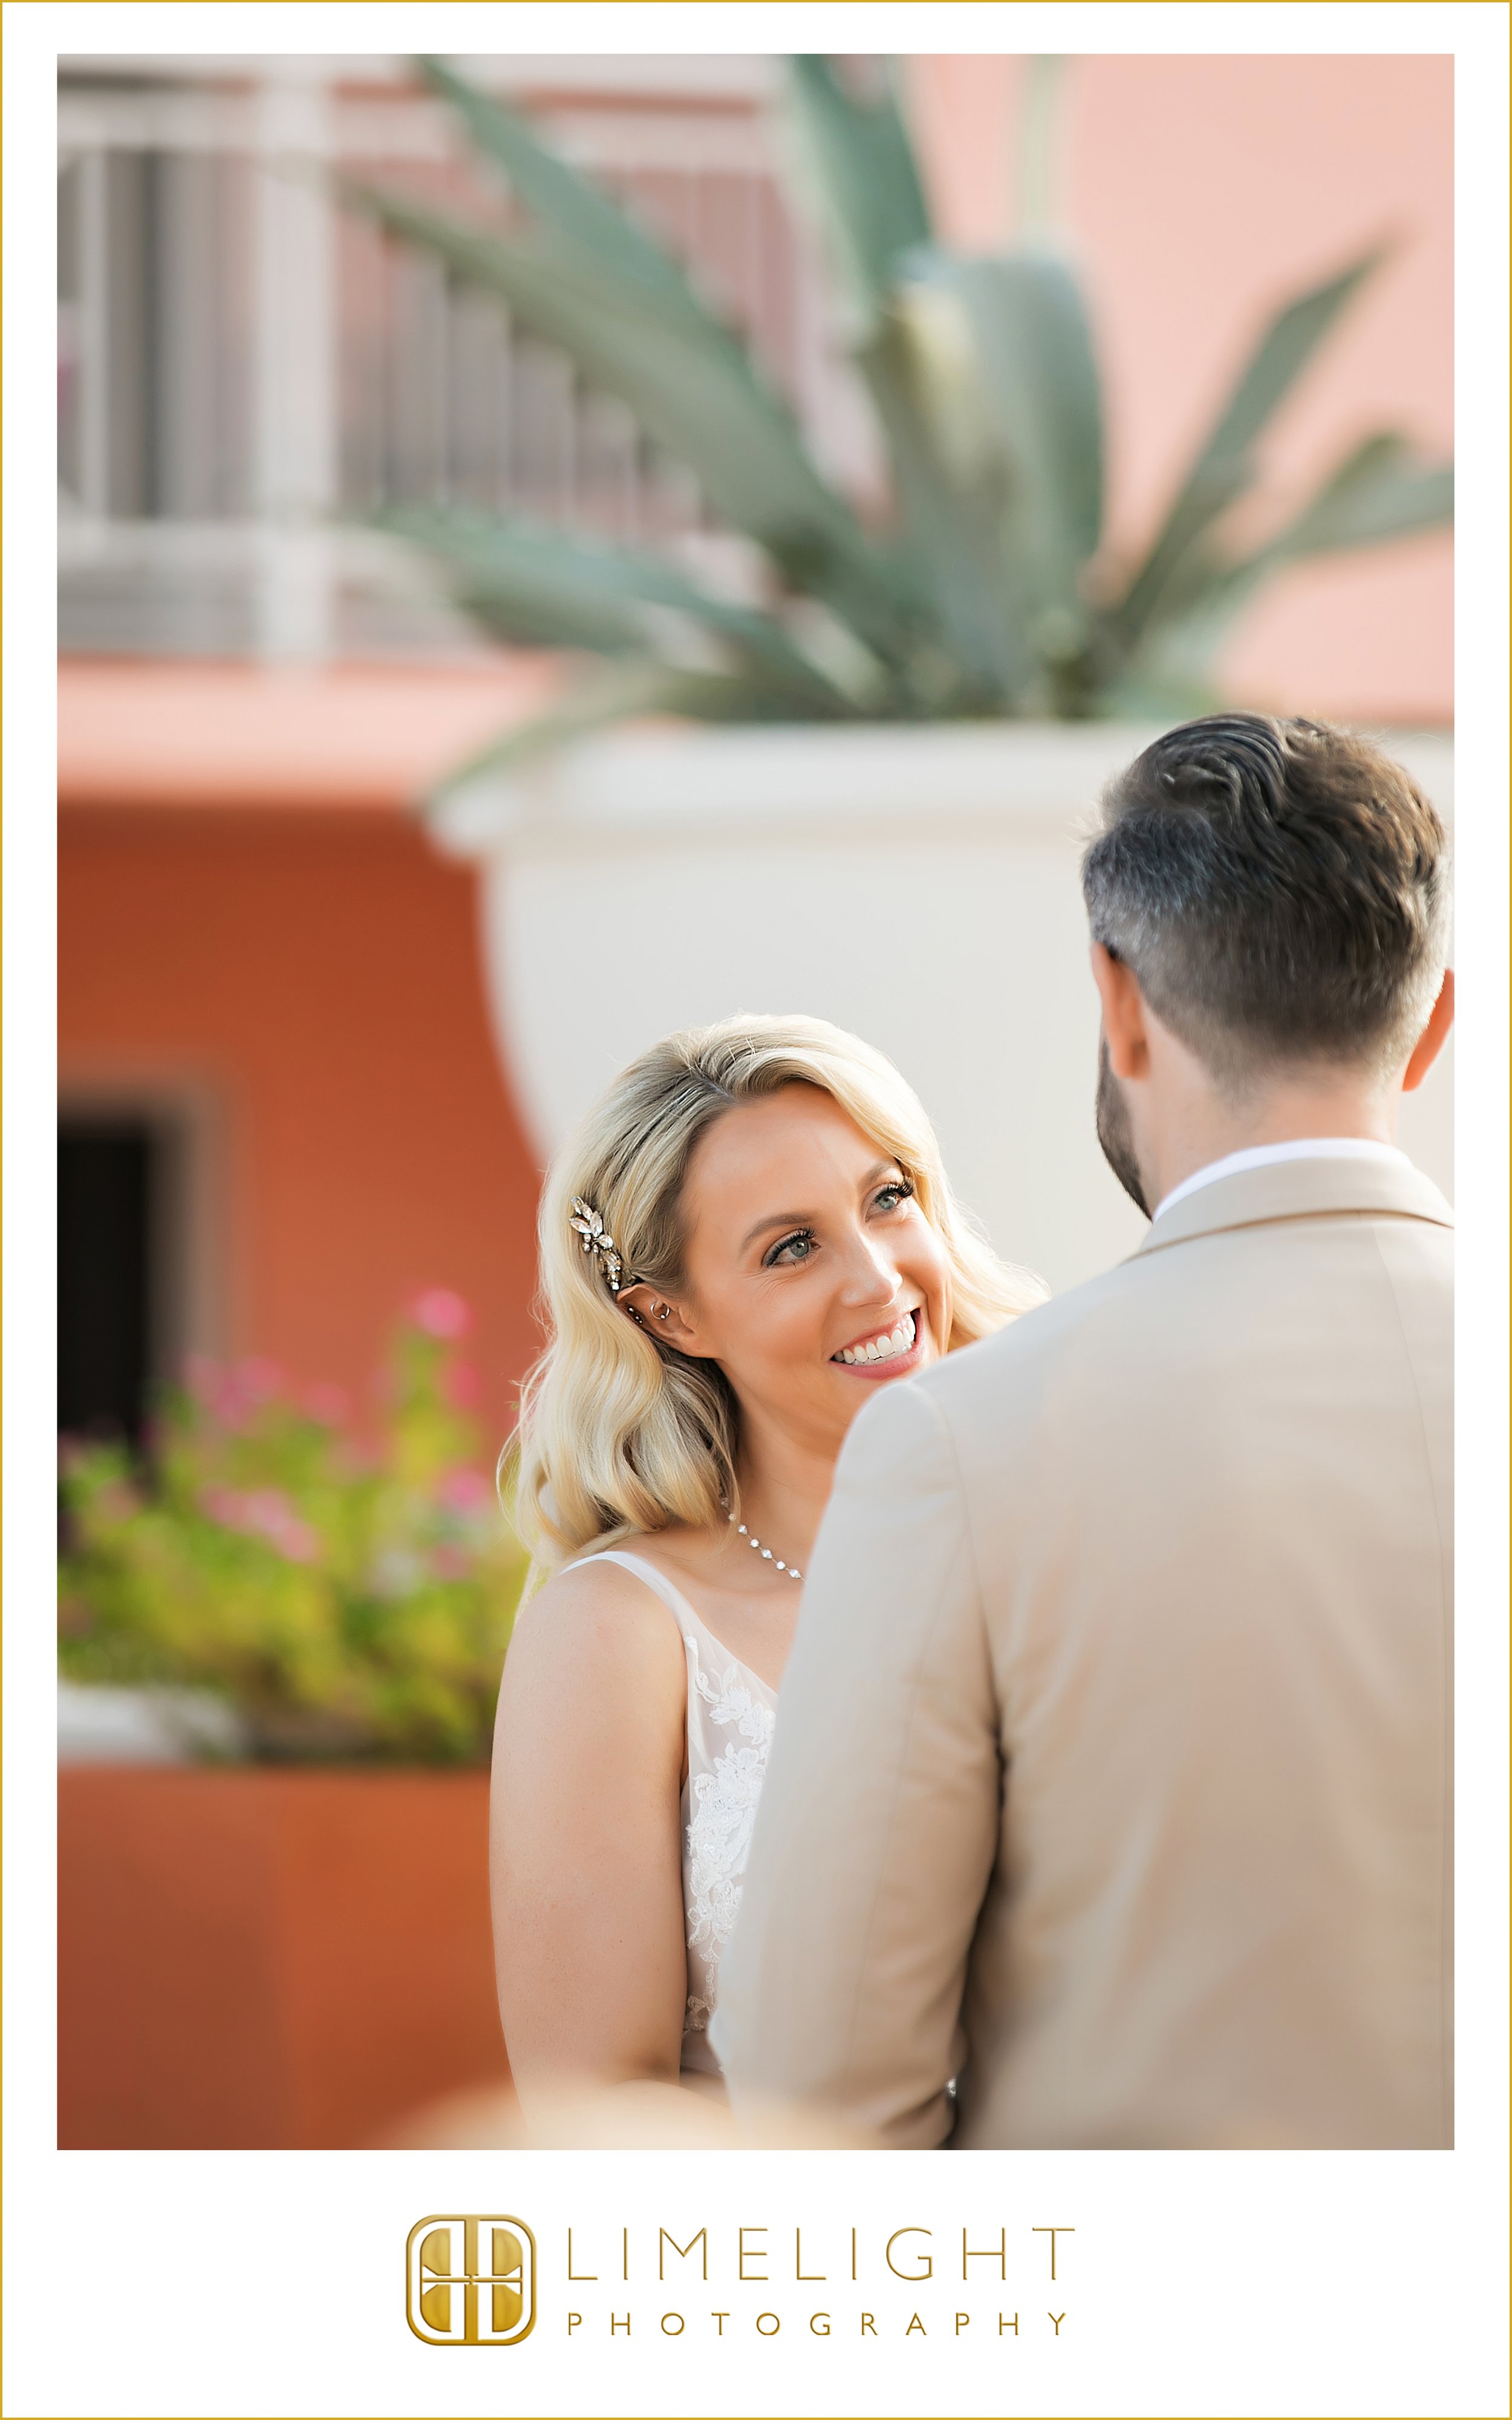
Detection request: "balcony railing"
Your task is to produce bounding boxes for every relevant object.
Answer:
[58,61,865,659]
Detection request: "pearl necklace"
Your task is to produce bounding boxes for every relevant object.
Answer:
[729,1514,803,1582]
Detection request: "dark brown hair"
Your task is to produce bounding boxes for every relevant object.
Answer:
[1082,714,1448,1085]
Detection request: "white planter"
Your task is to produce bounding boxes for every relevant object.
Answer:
[433,722,1454,1298]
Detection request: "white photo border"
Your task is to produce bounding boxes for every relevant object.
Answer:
[8,7,1507,2416]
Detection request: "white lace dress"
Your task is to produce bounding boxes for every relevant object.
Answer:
[580,1549,778,2084]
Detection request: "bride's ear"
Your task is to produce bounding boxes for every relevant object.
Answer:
[615,1283,702,1353]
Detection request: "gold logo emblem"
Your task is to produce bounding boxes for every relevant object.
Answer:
[406,2215,536,2347]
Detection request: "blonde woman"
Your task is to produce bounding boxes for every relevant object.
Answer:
[491,1015,1043,2129]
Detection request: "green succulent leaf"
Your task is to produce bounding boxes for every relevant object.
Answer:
[383,508,862,710]
[782,54,933,329]
[415,56,718,332]
[386,512,663,657]
[1112,244,1389,645]
[852,246,1106,708]
[1120,433,1453,691]
[338,174,919,669]
[937,247,1105,598]
[858,283,1034,706]
[1250,433,1453,566]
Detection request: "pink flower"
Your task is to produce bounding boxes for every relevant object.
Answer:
[183,1355,285,1425]
[183,1356,251,1428]
[200,1484,319,1565]
[188,1356,285,1430]
[438,1467,489,1514]
[410,1288,472,1341]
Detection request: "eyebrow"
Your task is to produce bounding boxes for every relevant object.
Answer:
[738,1160,900,1254]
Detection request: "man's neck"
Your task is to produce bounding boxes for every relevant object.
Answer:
[1141,1068,1397,1211]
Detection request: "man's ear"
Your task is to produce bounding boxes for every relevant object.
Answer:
[1401,966,1455,1094]
[614,1282,704,1354]
[1089,943,1152,1082]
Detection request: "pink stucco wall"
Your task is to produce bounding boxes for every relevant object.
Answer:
[909,53,1452,725]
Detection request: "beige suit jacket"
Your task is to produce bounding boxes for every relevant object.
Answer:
[714,1156,1453,2148]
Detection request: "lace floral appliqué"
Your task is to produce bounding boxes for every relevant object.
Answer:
[683,1659,775,2033]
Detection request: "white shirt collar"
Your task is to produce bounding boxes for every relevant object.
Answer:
[1152,1137,1412,1224]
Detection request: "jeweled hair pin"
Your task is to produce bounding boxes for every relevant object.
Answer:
[570,1197,625,1295]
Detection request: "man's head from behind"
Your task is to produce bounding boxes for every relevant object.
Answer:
[1082,715,1452,1215]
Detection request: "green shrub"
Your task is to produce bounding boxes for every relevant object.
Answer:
[57,1293,526,1764]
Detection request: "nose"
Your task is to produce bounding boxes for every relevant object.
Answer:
[839,1231,902,1307]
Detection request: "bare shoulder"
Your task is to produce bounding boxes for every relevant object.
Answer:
[504,1552,687,1704]
[492,1554,688,1869]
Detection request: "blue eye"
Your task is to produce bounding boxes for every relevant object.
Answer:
[764,1229,815,1268]
[874,1177,915,1212]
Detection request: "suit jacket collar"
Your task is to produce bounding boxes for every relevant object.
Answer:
[1134,1151,1455,1257]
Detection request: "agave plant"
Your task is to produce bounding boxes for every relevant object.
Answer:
[341,55,1452,777]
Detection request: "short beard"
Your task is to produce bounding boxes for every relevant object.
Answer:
[1095,1038,1152,1217]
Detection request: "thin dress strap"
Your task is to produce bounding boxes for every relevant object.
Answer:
[564,1549,778,1702]
[565,1547,706,1631]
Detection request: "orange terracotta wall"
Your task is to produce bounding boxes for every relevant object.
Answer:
[59,803,543,1453]
[58,1768,509,2148]
[908,52,1453,724]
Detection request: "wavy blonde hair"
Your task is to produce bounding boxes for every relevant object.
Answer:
[512,1013,1046,1577]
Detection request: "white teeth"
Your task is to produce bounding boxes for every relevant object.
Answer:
[836,1311,916,1365]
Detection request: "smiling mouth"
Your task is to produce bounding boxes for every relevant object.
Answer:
[832,1307,921,1368]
